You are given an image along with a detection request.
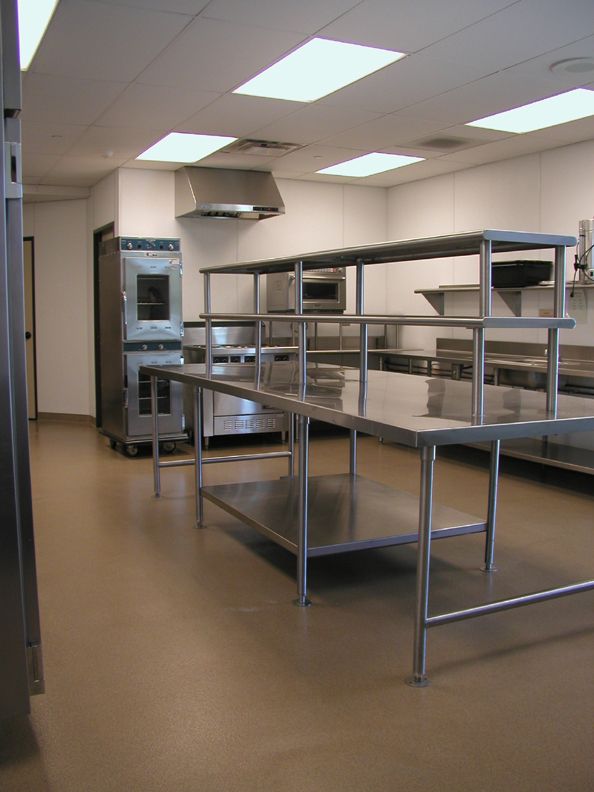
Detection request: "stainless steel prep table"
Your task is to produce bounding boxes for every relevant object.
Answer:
[141,360,594,685]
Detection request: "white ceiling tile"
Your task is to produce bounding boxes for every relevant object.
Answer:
[318,0,519,52]
[41,156,127,186]
[360,158,469,187]
[22,153,61,181]
[502,35,594,88]
[524,114,594,144]
[436,133,569,166]
[24,185,91,203]
[201,0,361,33]
[250,104,382,146]
[270,144,365,173]
[124,159,181,171]
[137,17,305,92]
[408,71,574,125]
[65,125,171,158]
[22,122,87,155]
[327,113,451,150]
[178,94,301,137]
[95,1,209,13]
[19,0,594,192]
[21,73,128,125]
[421,0,594,73]
[318,53,497,114]
[96,83,221,128]
[31,0,192,82]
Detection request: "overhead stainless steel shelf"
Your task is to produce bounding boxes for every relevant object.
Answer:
[201,312,576,330]
[199,229,577,274]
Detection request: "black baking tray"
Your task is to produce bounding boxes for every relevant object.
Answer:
[492,260,552,288]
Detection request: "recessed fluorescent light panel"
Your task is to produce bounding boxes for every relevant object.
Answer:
[136,132,237,163]
[466,88,594,133]
[317,152,424,178]
[18,0,59,70]
[234,38,406,102]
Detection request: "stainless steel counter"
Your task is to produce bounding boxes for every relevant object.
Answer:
[147,229,592,685]
[140,362,594,448]
[142,360,594,685]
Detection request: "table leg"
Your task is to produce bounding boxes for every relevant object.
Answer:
[409,445,436,687]
[151,375,160,497]
[349,429,357,476]
[482,439,500,572]
[295,414,311,607]
[194,385,204,527]
[288,413,295,478]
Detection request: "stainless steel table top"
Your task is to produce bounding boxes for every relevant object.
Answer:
[140,362,594,448]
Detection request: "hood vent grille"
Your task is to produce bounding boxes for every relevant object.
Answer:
[175,166,285,220]
[223,138,302,157]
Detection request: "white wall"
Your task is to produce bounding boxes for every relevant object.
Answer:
[25,138,594,416]
[387,140,594,350]
[24,169,388,416]
[23,199,91,416]
[117,167,388,324]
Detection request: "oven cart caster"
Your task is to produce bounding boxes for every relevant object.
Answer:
[161,441,176,454]
[125,444,139,457]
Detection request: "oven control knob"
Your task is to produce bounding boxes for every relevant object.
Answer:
[141,344,148,351]
[157,344,164,350]
[127,242,133,249]
[168,243,174,250]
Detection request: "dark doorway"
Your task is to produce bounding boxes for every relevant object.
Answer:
[93,223,114,428]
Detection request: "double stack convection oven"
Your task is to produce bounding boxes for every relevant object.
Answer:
[98,237,186,456]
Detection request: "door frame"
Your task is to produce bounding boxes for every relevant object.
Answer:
[93,223,114,428]
[23,236,37,419]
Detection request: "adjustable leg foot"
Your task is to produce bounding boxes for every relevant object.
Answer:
[481,562,498,573]
[407,674,429,688]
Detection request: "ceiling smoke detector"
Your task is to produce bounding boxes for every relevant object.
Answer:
[549,58,594,75]
[222,138,302,157]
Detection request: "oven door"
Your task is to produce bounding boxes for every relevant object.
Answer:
[125,350,184,437]
[122,256,182,341]
[300,272,346,311]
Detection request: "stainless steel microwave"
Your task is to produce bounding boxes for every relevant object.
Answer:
[266,267,346,312]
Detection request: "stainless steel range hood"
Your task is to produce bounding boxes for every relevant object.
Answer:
[175,167,285,220]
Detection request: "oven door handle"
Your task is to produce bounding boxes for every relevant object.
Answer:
[121,290,128,331]
[299,273,347,281]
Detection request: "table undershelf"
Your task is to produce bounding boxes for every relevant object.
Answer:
[202,473,485,557]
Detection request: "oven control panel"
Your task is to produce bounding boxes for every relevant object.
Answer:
[101,237,180,253]
[119,238,180,252]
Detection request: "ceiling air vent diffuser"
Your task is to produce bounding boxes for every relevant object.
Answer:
[412,136,473,151]
[223,138,302,157]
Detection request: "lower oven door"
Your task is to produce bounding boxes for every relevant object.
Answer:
[125,350,184,438]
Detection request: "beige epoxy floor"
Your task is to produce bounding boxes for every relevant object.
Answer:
[1,421,593,791]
